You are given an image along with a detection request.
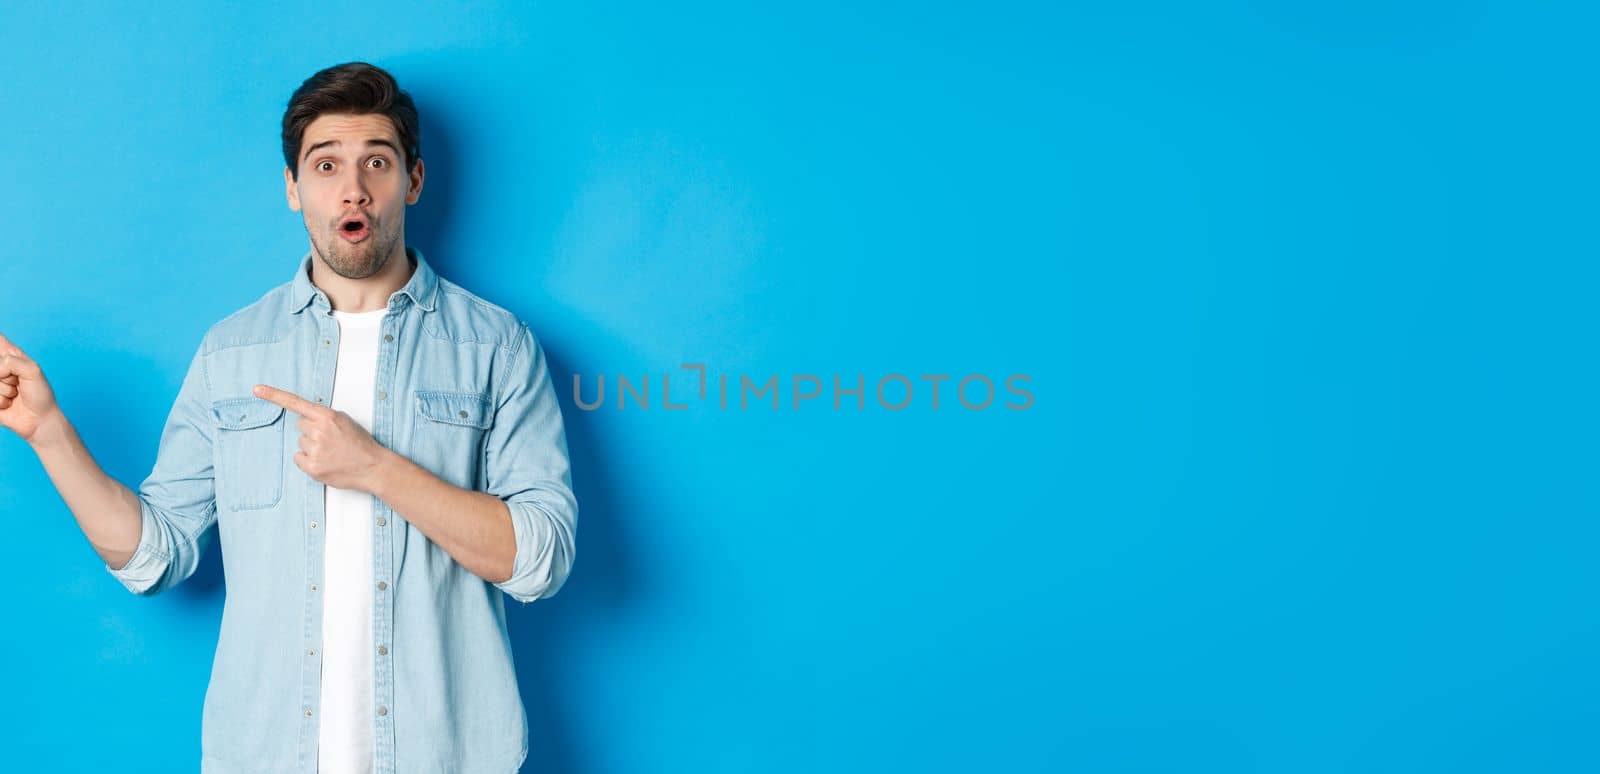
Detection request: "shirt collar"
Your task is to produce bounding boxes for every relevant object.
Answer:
[287,245,439,315]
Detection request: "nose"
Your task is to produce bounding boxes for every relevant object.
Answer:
[341,169,371,208]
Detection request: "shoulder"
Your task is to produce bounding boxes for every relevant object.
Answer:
[198,282,296,355]
[425,278,532,356]
[193,276,539,357]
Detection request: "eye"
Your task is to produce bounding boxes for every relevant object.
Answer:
[368,157,387,169]
[317,160,334,173]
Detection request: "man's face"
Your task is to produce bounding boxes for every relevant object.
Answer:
[285,112,424,280]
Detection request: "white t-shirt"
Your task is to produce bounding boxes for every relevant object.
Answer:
[317,307,386,774]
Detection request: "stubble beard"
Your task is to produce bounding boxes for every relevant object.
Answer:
[310,221,401,281]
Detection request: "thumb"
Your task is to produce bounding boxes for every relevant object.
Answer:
[2,351,41,378]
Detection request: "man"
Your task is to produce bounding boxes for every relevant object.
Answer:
[0,62,577,774]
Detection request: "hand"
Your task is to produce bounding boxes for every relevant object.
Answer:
[253,383,392,493]
[0,331,62,444]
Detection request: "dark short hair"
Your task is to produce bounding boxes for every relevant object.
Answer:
[281,62,421,181]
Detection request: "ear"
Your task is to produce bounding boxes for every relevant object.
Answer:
[284,166,301,212]
[406,158,425,205]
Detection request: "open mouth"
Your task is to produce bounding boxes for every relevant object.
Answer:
[338,218,370,242]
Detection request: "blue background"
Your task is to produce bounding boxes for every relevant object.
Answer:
[1,2,1595,772]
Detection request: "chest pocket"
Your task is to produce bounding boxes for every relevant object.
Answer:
[211,396,287,511]
[412,390,493,489]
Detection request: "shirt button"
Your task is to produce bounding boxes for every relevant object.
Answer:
[377,645,388,656]
[376,517,387,527]
[458,410,468,419]
[309,583,318,592]
[384,334,394,342]
[377,581,388,591]
[308,649,316,656]
[377,706,388,716]
[304,708,314,717]
[310,521,318,529]
[322,339,330,347]
[378,391,387,400]
[316,397,324,404]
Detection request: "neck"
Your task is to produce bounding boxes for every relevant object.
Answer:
[312,245,414,312]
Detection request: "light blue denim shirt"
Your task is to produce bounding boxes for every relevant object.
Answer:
[106,246,578,774]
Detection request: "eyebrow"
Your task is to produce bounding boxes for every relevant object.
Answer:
[302,138,402,162]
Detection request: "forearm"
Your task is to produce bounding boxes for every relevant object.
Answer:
[27,410,144,570]
[368,448,516,584]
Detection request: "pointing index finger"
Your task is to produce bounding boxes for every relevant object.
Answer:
[253,384,321,416]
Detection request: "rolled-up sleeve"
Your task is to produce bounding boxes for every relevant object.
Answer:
[106,339,218,595]
[484,322,578,604]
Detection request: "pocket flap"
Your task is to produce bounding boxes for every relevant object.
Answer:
[415,390,492,429]
[212,396,287,430]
